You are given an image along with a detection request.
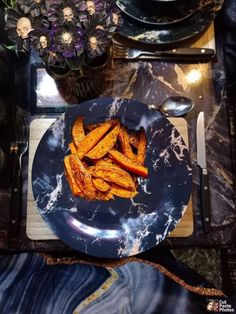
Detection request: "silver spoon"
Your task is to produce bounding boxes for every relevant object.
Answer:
[149,96,194,117]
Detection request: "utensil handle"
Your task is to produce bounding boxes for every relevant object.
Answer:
[201,167,211,233]
[9,161,21,237]
[157,48,215,58]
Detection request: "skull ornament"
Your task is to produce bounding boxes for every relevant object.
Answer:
[89,36,97,50]
[39,35,47,49]
[16,17,33,39]
[86,1,95,15]
[63,7,74,22]
[112,13,119,25]
[95,25,104,30]
[62,32,73,44]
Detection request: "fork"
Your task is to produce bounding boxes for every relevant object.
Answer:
[112,44,216,61]
[9,119,29,237]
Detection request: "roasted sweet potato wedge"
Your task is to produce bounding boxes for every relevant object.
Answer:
[136,129,147,165]
[85,122,102,133]
[69,142,77,154]
[64,156,83,197]
[85,119,119,132]
[108,149,148,178]
[72,116,85,148]
[118,126,136,160]
[96,191,114,201]
[65,117,149,201]
[128,131,139,148]
[69,154,97,200]
[76,120,115,159]
[86,124,120,159]
[92,164,136,190]
[92,177,111,192]
[110,184,138,199]
[93,156,114,166]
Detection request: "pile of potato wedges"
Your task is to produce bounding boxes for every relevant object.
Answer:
[64,116,148,201]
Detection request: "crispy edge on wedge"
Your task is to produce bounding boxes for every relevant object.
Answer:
[69,142,78,154]
[69,154,97,200]
[76,120,114,159]
[72,116,85,148]
[86,124,120,159]
[108,149,148,178]
[110,184,138,199]
[92,177,111,192]
[91,164,136,190]
[136,129,147,165]
[118,126,136,161]
[64,155,83,197]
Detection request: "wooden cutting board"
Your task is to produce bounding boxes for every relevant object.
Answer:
[26,118,193,240]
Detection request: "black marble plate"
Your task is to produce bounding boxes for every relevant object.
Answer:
[32,97,192,258]
[116,0,223,45]
[116,0,199,26]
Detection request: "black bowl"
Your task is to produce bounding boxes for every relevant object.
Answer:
[131,0,197,8]
[129,0,198,16]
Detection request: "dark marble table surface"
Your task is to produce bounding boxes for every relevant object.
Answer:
[0,14,235,259]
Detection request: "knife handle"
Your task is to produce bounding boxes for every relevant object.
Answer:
[9,161,22,237]
[157,48,216,59]
[201,168,211,233]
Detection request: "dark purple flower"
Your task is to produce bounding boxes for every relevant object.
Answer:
[77,0,106,23]
[105,1,121,27]
[47,50,67,68]
[29,26,65,67]
[5,7,30,41]
[77,0,105,14]
[83,11,117,33]
[4,7,36,53]
[4,0,118,69]
[109,12,120,27]
[30,27,50,56]
[17,0,47,18]
[88,0,106,14]
[47,0,81,26]
[86,28,110,59]
[52,25,84,58]
[4,6,48,41]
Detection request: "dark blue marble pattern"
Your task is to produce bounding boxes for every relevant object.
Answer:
[0,252,231,314]
[32,97,192,258]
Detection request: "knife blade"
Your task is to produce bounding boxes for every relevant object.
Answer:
[196,112,211,233]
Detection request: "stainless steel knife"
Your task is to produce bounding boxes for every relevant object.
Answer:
[196,112,211,233]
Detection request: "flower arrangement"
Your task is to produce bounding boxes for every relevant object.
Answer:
[4,0,119,72]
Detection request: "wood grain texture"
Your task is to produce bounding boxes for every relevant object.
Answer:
[191,23,215,50]
[26,117,193,240]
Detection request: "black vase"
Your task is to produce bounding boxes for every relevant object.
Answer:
[44,48,112,102]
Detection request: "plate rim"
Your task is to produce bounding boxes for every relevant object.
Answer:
[31,97,193,258]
